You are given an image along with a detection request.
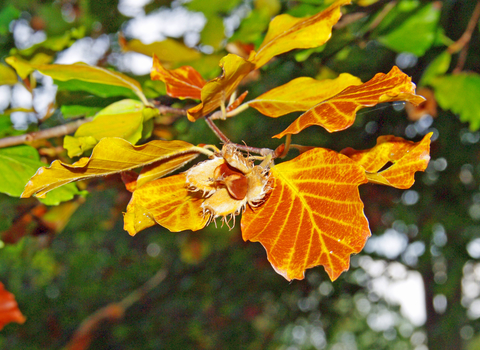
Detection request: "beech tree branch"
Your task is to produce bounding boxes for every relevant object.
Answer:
[65,269,167,350]
[204,115,273,157]
[0,102,190,149]
[0,118,93,149]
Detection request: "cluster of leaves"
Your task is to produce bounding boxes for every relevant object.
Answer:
[18,2,480,346]
[0,0,430,290]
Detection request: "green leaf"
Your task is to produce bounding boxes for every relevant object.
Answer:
[56,91,127,118]
[38,183,82,206]
[431,73,480,130]
[64,99,146,157]
[200,15,225,50]
[376,3,441,56]
[229,9,271,45]
[187,0,241,15]
[0,5,20,36]
[5,57,148,104]
[419,51,451,86]
[55,79,138,99]
[60,105,103,119]
[0,145,79,204]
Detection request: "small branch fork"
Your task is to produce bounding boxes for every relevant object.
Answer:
[203,115,276,158]
[448,0,480,73]
[65,269,167,350]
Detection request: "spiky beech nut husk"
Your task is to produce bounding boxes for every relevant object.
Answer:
[186,144,270,226]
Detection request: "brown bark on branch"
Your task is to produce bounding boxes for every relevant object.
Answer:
[65,269,167,350]
[0,118,93,149]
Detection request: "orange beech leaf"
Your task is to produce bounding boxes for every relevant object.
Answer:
[341,133,432,189]
[124,174,209,235]
[22,138,206,198]
[241,148,370,281]
[0,282,26,330]
[249,0,350,69]
[150,54,206,100]
[249,73,361,117]
[187,54,255,121]
[274,66,426,138]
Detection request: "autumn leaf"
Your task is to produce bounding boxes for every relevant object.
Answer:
[249,0,350,69]
[226,91,249,113]
[5,56,148,105]
[187,54,255,121]
[150,54,206,100]
[274,66,426,138]
[0,282,26,330]
[22,138,208,198]
[341,133,432,189]
[136,152,200,188]
[124,174,209,235]
[241,148,370,281]
[248,73,361,117]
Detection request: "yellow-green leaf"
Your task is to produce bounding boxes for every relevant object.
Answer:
[249,73,361,117]
[0,63,18,86]
[125,173,209,235]
[187,54,255,121]
[64,99,146,157]
[5,56,148,105]
[119,35,201,63]
[249,0,350,69]
[22,138,206,198]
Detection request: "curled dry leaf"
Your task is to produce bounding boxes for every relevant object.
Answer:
[22,138,205,198]
[187,54,255,121]
[0,282,26,330]
[150,54,206,100]
[274,66,426,138]
[341,133,432,189]
[405,87,437,121]
[241,148,370,281]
